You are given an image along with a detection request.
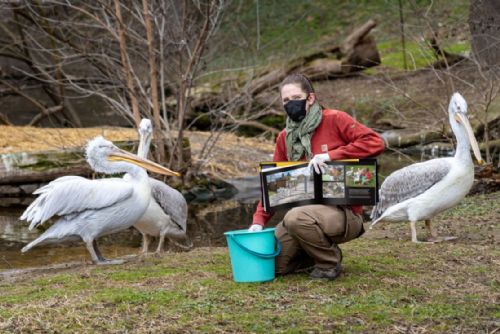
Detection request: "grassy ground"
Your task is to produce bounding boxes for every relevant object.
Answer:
[0,192,498,333]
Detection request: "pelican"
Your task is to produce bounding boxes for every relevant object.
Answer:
[132,119,189,254]
[370,93,484,243]
[19,136,180,264]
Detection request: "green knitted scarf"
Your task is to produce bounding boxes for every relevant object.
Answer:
[285,102,323,161]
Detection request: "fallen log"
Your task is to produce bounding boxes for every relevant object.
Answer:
[246,19,380,96]
[223,119,280,135]
[0,149,92,186]
[0,141,137,186]
[0,166,92,186]
[189,19,381,115]
[381,129,445,148]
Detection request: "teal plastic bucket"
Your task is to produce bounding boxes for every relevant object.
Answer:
[224,228,281,283]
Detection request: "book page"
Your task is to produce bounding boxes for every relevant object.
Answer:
[344,164,376,200]
[321,164,346,199]
[318,160,377,206]
[265,166,314,207]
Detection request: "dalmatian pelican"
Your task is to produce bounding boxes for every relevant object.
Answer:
[370,93,484,243]
[132,119,189,254]
[20,136,180,264]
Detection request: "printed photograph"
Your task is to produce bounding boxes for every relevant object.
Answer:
[322,182,345,198]
[322,165,344,182]
[266,167,314,206]
[345,165,376,187]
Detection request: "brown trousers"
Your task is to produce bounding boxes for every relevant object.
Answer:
[274,205,364,275]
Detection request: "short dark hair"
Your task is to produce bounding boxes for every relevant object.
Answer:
[279,73,315,95]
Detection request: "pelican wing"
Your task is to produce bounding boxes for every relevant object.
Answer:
[21,176,134,229]
[371,158,452,220]
[150,178,188,231]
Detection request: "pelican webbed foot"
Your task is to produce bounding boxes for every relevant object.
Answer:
[427,236,458,243]
[86,240,105,263]
[86,240,126,265]
[94,259,126,265]
[412,239,436,244]
[169,238,194,251]
[424,220,457,243]
[92,240,106,262]
[410,222,436,244]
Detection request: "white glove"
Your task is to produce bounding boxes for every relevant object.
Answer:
[308,153,330,174]
[248,224,263,232]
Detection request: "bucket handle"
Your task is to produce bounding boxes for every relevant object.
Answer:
[229,235,281,259]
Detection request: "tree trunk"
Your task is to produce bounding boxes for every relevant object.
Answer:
[469,0,500,68]
[0,166,92,185]
[114,0,140,127]
[142,0,165,162]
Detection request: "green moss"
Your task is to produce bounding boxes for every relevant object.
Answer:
[445,41,470,55]
[378,40,436,70]
[378,39,472,70]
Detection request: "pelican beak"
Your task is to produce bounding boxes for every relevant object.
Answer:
[455,113,484,165]
[108,148,181,176]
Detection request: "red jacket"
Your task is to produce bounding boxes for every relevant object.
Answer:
[252,108,385,226]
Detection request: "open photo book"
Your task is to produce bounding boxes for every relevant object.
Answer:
[259,159,378,213]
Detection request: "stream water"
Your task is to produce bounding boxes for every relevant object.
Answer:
[0,152,446,270]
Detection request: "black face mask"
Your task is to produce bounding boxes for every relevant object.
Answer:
[284,99,307,122]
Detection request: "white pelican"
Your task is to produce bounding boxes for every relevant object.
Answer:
[370,93,484,243]
[20,136,180,264]
[132,119,189,254]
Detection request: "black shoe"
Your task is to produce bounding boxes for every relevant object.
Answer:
[309,264,342,280]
